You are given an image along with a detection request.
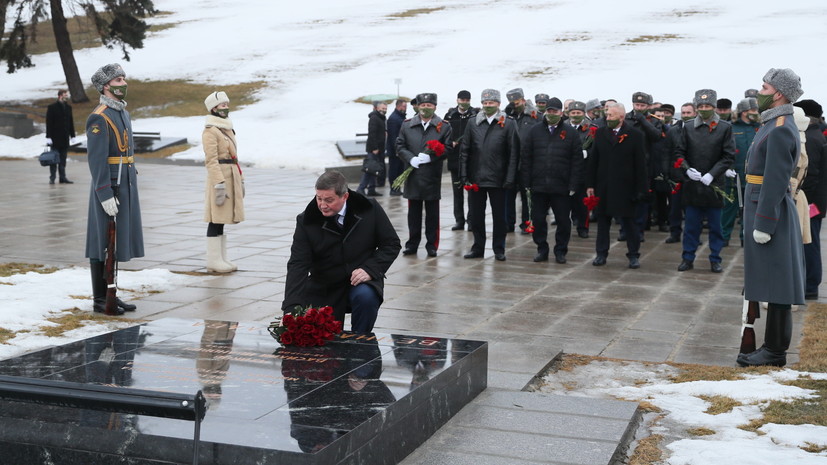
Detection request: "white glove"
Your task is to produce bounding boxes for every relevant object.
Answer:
[70,137,77,145]
[410,157,421,169]
[214,183,227,206]
[46,137,53,145]
[686,168,702,181]
[101,197,119,217]
[569,190,575,196]
[582,150,588,159]
[417,153,432,165]
[700,173,714,186]
[725,169,736,178]
[753,230,771,244]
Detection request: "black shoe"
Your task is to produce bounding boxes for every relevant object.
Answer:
[533,252,549,262]
[805,293,819,300]
[93,298,125,315]
[578,230,589,239]
[464,251,483,259]
[617,233,626,241]
[117,298,137,311]
[494,253,506,261]
[451,223,465,231]
[390,188,403,196]
[520,228,531,235]
[658,224,669,232]
[639,235,645,243]
[665,235,680,244]
[49,179,55,185]
[426,247,437,257]
[59,179,74,184]
[677,259,694,272]
[555,253,567,264]
[592,256,607,266]
[402,248,417,256]
[736,346,787,367]
[628,257,640,269]
[366,191,382,197]
[710,262,723,273]
[506,226,515,233]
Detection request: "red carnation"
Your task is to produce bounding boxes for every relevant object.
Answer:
[589,126,597,137]
[673,158,686,169]
[425,140,446,157]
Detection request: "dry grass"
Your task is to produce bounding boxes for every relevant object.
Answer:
[628,434,663,465]
[797,303,827,372]
[624,34,683,44]
[0,327,15,344]
[802,443,827,453]
[519,67,557,79]
[386,7,445,19]
[687,427,716,436]
[9,11,176,56]
[0,262,58,278]
[638,401,662,413]
[668,362,773,383]
[39,309,125,338]
[699,395,741,415]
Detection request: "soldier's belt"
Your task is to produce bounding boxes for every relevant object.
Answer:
[108,156,134,164]
[746,175,763,185]
[217,159,237,164]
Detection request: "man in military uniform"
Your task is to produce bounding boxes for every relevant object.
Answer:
[624,92,663,241]
[715,98,733,122]
[396,93,452,257]
[665,103,697,244]
[534,93,550,114]
[738,68,806,367]
[443,90,478,230]
[86,63,144,315]
[459,89,519,261]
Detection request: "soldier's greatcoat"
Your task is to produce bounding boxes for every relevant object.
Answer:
[743,104,805,304]
[85,98,144,261]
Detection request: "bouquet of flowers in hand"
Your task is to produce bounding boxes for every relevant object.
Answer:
[582,195,600,228]
[268,305,342,347]
[392,140,446,190]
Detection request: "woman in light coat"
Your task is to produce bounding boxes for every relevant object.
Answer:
[203,91,244,272]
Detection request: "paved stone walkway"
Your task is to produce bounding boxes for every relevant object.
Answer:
[1,156,819,464]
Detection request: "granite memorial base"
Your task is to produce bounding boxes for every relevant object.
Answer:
[0,318,487,465]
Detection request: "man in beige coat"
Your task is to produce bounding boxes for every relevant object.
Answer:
[203,91,244,272]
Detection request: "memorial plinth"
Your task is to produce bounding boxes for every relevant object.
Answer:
[0,318,487,465]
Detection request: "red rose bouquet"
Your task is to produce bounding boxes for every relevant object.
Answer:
[268,305,342,347]
[392,139,446,190]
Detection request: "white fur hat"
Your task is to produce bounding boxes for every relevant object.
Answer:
[204,91,230,111]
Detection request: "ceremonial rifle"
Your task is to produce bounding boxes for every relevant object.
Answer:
[739,299,760,354]
[103,186,119,315]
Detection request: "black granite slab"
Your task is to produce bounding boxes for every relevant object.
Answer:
[0,318,487,465]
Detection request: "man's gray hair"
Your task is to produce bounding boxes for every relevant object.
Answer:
[315,171,348,196]
[372,101,386,109]
[606,102,626,114]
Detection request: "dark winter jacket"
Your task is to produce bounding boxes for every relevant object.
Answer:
[46,100,75,149]
[521,122,584,195]
[801,122,827,219]
[366,110,386,154]
[443,106,478,171]
[395,115,453,200]
[673,114,736,208]
[385,108,406,157]
[459,110,519,188]
[732,119,761,183]
[283,191,401,322]
[586,123,648,218]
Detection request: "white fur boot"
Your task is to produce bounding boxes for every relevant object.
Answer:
[207,236,234,273]
[220,235,238,271]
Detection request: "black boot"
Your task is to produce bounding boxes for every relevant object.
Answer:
[737,303,791,367]
[90,261,124,315]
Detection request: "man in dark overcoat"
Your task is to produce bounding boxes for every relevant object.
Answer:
[458,88,519,261]
[386,99,408,195]
[283,171,400,334]
[443,90,478,229]
[86,63,143,315]
[586,102,648,268]
[357,102,387,196]
[738,68,806,367]
[504,88,539,234]
[45,89,76,184]
[673,89,736,273]
[396,93,452,257]
[521,97,584,263]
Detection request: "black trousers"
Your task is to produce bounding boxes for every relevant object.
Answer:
[532,192,572,256]
[505,187,530,230]
[569,186,589,233]
[596,213,640,259]
[469,187,506,255]
[49,146,69,181]
[406,199,440,251]
[449,169,469,225]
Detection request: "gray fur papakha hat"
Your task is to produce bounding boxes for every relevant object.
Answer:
[736,98,758,114]
[506,88,524,102]
[481,88,501,103]
[568,101,586,112]
[763,68,804,103]
[632,92,653,105]
[693,89,717,107]
[534,93,550,104]
[416,93,438,105]
[91,63,125,93]
[585,98,602,111]
[744,88,759,98]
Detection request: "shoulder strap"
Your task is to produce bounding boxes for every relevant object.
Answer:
[93,105,129,153]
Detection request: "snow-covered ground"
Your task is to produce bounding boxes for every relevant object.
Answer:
[542,360,827,464]
[0,267,199,360]
[3,0,826,169]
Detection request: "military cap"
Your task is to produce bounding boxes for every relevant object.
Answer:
[534,93,550,104]
[763,68,804,103]
[632,92,653,105]
[506,88,524,102]
[585,98,602,111]
[481,88,501,103]
[744,89,759,98]
[736,98,758,114]
[567,101,586,112]
[416,93,438,105]
[693,89,717,107]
